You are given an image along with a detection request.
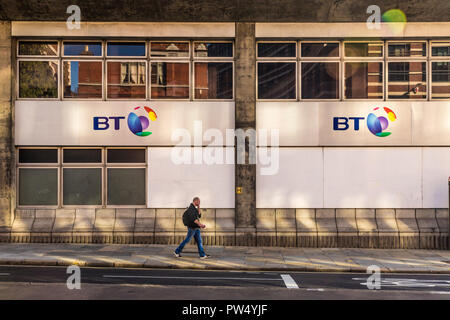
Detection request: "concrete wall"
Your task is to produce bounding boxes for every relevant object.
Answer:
[0,21,12,241]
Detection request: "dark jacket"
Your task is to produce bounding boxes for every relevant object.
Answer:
[183,203,201,229]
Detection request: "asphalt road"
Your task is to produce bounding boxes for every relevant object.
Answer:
[0,265,449,300]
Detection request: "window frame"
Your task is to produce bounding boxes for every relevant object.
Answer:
[343,61,384,101]
[300,61,340,101]
[343,41,384,60]
[256,40,297,60]
[150,40,191,59]
[61,166,104,208]
[105,40,147,58]
[105,166,148,208]
[16,147,60,166]
[193,40,235,60]
[430,60,450,100]
[386,60,428,101]
[300,40,341,60]
[386,40,428,59]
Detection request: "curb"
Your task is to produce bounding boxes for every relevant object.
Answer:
[1,259,450,274]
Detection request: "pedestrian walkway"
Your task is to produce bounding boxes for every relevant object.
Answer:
[0,243,449,273]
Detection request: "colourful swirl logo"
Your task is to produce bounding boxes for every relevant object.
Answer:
[127,106,157,137]
[367,107,397,137]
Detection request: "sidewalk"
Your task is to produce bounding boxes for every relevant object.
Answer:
[0,243,449,273]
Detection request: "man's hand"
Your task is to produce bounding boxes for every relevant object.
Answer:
[201,224,206,229]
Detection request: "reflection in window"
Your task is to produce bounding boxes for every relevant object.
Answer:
[63,61,102,98]
[345,62,383,99]
[301,43,339,57]
[388,42,426,57]
[150,42,189,57]
[107,168,146,205]
[107,42,146,56]
[432,43,450,57]
[64,42,102,56]
[258,43,296,58]
[194,62,233,99]
[107,62,146,99]
[257,62,296,99]
[19,168,58,206]
[388,62,426,99]
[151,62,189,99]
[344,43,383,57]
[63,168,102,205]
[194,42,233,57]
[19,61,58,98]
[19,41,58,56]
[301,63,339,99]
[432,62,450,99]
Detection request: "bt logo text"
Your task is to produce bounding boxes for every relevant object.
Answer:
[333,117,365,131]
[93,117,125,130]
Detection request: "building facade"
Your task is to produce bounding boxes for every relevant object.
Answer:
[0,0,449,248]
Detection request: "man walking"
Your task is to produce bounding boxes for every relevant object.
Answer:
[174,197,210,259]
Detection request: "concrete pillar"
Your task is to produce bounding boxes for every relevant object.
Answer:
[234,22,256,245]
[0,21,13,238]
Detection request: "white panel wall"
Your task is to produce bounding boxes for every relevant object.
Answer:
[148,147,235,208]
[257,147,449,209]
[256,148,324,208]
[423,148,450,208]
[323,148,422,208]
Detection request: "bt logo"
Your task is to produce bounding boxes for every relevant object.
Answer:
[93,106,158,136]
[333,107,397,137]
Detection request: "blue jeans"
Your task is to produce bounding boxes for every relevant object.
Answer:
[175,228,206,257]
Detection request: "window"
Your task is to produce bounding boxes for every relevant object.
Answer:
[344,42,383,57]
[302,62,339,99]
[257,62,296,99]
[19,168,58,206]
[194,62,233,99]
[194,42,233,57]
[302,42,339,57]
[107,42,146,57]
[345,62,383,99]
[17,39,234,101]
[63,61,102,99]
[388,42,426,57]
[18,41,58,56]
[151,62,189,99]
[17,147,147,207]
[151,42,189,57]
[388,62,426,99]
[431,62,450,99]
[107,61,146,99]
[432,42,450,57]
[63,42,102,56]
[18,60,58,98]
[258,43,296,58]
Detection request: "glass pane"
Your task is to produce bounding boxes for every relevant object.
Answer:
[301,63,339,99]
[194,42,233,57]
[301,43,339,57]
[388,42,426,57]
[107,168,146,205]
[19,168,58,206]
[432,43,450,57]
[151,62,189,99]
[18,41,58,56]
[388,62,427,99]
[194,62,233,99]
[257,62,296,99]
[19,61,58,98]
[107,42,146,56]
[19,149,58,163]
[257,43,296,58]
[150,42,189,57]
[107,149,146,163]
[432,62,450,99]
[63,42,102,56]
[345,62,383,99]
[344,43,382,57]
[63,61,102,98]
[63,149,102,163]
[63,168,102,205]
[107,62,146,99]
